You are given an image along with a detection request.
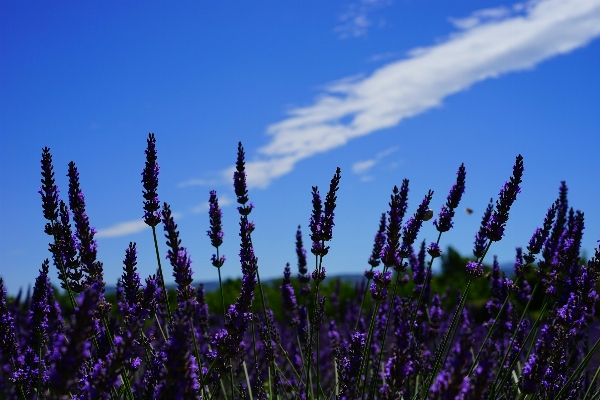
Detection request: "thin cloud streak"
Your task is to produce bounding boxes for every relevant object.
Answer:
[232,0,600,189]
[192,194,234,214]
[97,212,184,238]
[352,146,399,177]
[96,219,149,238]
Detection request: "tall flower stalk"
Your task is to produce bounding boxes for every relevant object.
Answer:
[142,132,173,332]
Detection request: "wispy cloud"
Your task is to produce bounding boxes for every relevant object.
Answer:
[214,0,600,190]
[335,0,392,39]
[178,178,220,188]
[96,219,149,238]
[192,194,234,214]
[352,146,399,181]
[96,212,183,238]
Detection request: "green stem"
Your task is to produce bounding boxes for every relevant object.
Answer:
[368,268,404,400]
[553,336,600,400]
[583,360,600,399]
[489,300,549,398]
[151,225,173,333]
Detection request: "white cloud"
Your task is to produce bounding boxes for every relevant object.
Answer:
[209,0,600,191]
[352,159,376,175]
[96,212,184,238]
[192,194,234,214]
[178,178,220,188]
[335,0,392,39]
[352,146,398,178]
[96,219,148,238]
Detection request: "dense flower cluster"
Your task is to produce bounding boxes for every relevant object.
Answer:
[0,140,598,400]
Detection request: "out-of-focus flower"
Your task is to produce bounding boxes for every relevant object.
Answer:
[427,242,442,259]
[48,283,101,395]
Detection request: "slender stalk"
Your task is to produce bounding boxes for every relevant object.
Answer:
[583,362,600,399]
[358,301,379,399]
[368,270,405,400]
[426,279,473,395]
[151,225,173,332]
[243,361,254,400]
[487,281,540,395]
[355,268,374,331]
[553,336,600,400]
[489,300,549,398]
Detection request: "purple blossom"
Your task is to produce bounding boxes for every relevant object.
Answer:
[156,310,201,399]
[49,283,101,395]
[162,203,196,309]
[524,200,557,264]
[427,242,442,258]
[207,190,224,249]
[434,163,466,233]
[473,199,493,259]
[465,261,483,278]
[0,278,19,375]
[39,147,60,224]
[234,142,253,215]
[368,212,387,268]
[67,161,103,287]
[399,190,434,260]
[370,270,392,302]
[50,200,85,293]
[280,263,299,327]
[485,154,524,242]
[337,332,365,399]
[381,180,410,270]
[322,167,341,243]
[142,133,161,227]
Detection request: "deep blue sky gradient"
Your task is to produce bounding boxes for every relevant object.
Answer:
[1,0,599,294]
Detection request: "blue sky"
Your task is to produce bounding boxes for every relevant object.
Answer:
[1,0,599,295]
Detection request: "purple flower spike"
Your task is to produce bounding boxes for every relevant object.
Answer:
[427,242,442,258]
[368,212,387,268]
[142,133,161,227]
[381,180,410,270]
[39,147,60,225]
[162,203,196,309]
[322,167,341,242]
[0,278,19,366]
[371,270,392,302]
[295,226,311,296]
[466,261,484,278]
[524,201,558,264]
[486,154,524,242]
[207,190,224,248]
[337,332,366,398]
[280,263,299,327]
[234,142,253,215]
[67,161,103,287]
[49,283,101,395]
[473,199,494,259]
[399,190,434,260]
[434,163,466,233]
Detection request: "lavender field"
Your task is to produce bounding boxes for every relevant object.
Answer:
[1,133,599,399]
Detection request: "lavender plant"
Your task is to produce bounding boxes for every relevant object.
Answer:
[0,139,598,400]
